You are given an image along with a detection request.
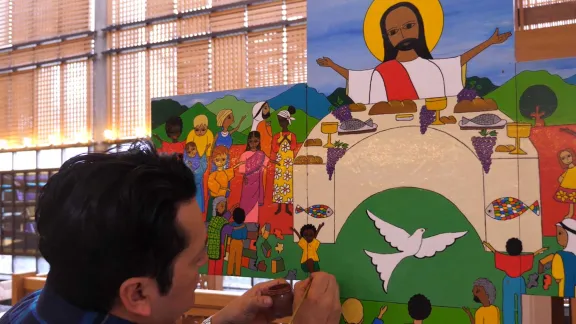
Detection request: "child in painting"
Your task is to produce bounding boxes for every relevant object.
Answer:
[183,142,207,213]
[207,196,232,275]
[463,278,501,324]
[341,298,387,324]
[376,294,431,324]
[555,149,576,219]
[291,223,324,273]
[186,114,214,159]
[272,106,297,215]
[153,116,185,155]
[207,145,243,221]
[227,207,247,276]
[483,239,547,324]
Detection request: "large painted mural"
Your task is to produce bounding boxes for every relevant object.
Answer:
[151,0,576,323]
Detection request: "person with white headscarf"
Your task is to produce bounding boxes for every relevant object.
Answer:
[271,106,297,215]
[550,219,576,297]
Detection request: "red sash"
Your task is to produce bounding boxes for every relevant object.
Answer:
[375,60,419,101]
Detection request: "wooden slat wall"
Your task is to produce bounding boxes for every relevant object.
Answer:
[106,0,307,139]
[515,0,576,61]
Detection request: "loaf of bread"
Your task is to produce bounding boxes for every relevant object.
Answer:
[304,138,323,147]
[369,100,417,115]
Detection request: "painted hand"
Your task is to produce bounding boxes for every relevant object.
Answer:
[211,279,287,324]
[462,306,472,315]
[292,273,341,324]
[316,57,334,68]
[489,28,511,45]
[379,305,387,317]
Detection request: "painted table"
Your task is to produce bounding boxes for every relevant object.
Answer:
[293,97,543,252]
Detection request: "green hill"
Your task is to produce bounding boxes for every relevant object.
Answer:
[486,70,576,125]
[205,95,265,133]
[240,106,319,143]
[152,102,247,147]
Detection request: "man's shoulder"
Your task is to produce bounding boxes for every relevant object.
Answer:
[0,289,42,323]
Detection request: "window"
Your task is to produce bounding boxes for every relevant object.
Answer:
[0,0,94,148]
[106,0,307,139]
[515,0,576,61]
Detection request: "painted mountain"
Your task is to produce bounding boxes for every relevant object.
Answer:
[566,74,576,85]
[267,83,332,120]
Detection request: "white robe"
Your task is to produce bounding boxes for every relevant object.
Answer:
[347,56,465,104]
[251,101,266,131]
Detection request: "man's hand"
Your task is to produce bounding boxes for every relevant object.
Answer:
[292,272,341,324]
[211,279,287,324]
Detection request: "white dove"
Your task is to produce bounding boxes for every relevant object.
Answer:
[364,210,467,292]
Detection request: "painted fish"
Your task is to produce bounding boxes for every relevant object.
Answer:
[295,204,334,218]
[461,113,503,126]
[485,197,540,220]
[339,118,374,131]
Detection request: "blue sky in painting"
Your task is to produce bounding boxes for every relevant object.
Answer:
[153,85,293,106]
[307,0,576,95]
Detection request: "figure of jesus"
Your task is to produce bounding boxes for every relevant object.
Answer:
[317,1,511,104]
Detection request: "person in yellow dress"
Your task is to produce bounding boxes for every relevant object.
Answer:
[186,114,214,159]
[271,106,297,215]
[555,149,576,219]
[462,278,500,324]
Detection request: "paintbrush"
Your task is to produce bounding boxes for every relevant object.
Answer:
[288,282,311,324]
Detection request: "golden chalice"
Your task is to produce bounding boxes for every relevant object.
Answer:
[425,97,448,125]
[506,123,531,155]
[321,122,339,148]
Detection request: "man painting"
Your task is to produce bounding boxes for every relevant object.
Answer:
[317,1,511,104]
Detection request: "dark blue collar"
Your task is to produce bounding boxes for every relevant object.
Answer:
[36,284,133,324]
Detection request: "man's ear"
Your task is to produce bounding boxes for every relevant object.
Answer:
[118,277,156,317]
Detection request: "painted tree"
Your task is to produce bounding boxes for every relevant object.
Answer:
[519,85,558,127]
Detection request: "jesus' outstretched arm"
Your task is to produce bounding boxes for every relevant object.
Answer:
[461,28,511,66]
[317,57,349,80]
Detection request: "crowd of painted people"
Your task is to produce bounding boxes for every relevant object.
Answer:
[154,102,299,276]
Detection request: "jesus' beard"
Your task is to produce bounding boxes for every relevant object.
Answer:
[262,111,271,120]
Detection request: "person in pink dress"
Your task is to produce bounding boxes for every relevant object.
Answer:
[238,131,275,223]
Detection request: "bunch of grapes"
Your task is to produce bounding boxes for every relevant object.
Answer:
[419,105,435,134]
[457,88,479,102]
[326,141,349,180]
[331,105,353,122]
[471,130,498,173]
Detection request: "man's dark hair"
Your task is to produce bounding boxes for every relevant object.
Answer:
[165,116,183,131]
[299,224,317,237]
[506,237,523,256]
[407,294,432,320]
[379,2,433,62]
[232,208,246,224]
[36,140,196,313]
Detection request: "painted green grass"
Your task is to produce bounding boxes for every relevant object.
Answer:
[487,70,576,125]
[216,188,561,322]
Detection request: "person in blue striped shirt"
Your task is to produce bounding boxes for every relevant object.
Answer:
[0,140,341,324]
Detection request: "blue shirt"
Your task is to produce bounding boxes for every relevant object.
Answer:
[230,222,248,240]
[559,250,576,298]
[372,319,384,324]
[0,285,132,324]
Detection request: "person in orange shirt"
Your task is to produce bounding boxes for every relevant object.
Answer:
[251,101,273,191]
[207,146,243,221]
